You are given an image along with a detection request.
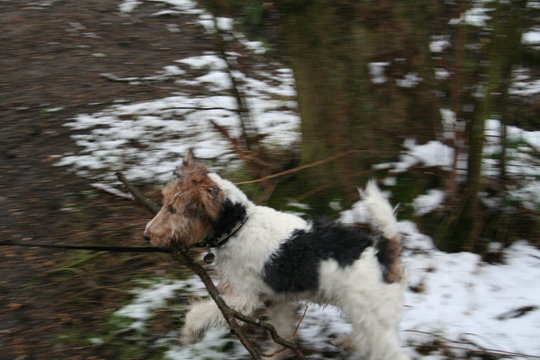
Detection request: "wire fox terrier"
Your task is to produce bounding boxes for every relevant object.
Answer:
[144,151,409,360]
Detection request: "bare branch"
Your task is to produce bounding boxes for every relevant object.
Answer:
[115,172,160,214]
[117,171,306,359]
[170,246,263,360]
[210,120,271,168]
[207,14,256,152]
[91,182,134,200]
[228,308,304,359]
[234,150,389,185]
[261,305,309,358]
[406,330,540,359]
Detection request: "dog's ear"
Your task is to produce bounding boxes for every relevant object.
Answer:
[183,149,195,169]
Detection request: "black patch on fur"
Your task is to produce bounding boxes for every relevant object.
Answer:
[211,199,247,241]
[262,218,376,293]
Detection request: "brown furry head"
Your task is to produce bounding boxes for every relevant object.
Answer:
[144,151,224,248]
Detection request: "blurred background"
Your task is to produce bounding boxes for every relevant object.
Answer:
[1,0,539,359]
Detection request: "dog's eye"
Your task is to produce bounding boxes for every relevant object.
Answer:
[168,205,176,214]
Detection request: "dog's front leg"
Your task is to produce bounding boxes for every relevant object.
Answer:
[180,299,224,344]
[180,293,260,345]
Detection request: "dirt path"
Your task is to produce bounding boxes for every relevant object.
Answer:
[0,1,214,358]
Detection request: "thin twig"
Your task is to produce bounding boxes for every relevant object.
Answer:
[295,305,309,338]
[230,308,305,359]
[414,343,540,359]
[209,15,255,151]
[170,246,263,360]
[210,120,272,168]
[261,305,309,358]
[295,164,442,201]
[234,150,387,185]
[115,172,160,214]
[406,330,540,359]
[210,119,245,160]
[295,166,395,201]
[92,182,135,200]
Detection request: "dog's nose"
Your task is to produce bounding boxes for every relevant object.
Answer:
[143,232,151,243]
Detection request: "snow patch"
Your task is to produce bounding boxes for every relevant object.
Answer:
[450,5,492,27]
[402,241,540,357]
[119,0,141,13]
[522,28,540,45]
[115,279,193,330]
[368,62,390,84]
[393,140,454,172]
[58,53,299,184]
[511,69,540,96]
[413,189,445,216]
[165,328,247,360]
[430,38,450,53]
[396,72,422,88]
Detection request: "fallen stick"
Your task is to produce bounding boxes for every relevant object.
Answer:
[116,171,305,359]
[169,245,263,359]
[115,172,160,214]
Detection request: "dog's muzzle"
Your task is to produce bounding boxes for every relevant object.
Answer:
[143,232,151,243]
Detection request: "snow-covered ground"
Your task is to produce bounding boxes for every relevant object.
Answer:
[56,53,298,184]
[400,228,540,359]
[57,0,540,359]
[57,0,298,185]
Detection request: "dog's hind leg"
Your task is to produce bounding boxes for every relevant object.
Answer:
[351,324,410,360]
[337,287,409,360]
[345,315,410,360]
[264,300,298,360]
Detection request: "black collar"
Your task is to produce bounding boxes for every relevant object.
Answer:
[194,217,248,249]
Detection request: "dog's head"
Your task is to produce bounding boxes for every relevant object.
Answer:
[144,150,225,249]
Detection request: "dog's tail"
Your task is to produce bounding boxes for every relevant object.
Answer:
[360,180,399,239]
[360,180,402,283]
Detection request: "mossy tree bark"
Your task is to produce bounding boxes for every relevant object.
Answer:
[436,0,527,252]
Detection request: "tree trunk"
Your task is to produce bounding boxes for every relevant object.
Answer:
[436,0,526,252]
[274,0,441,211]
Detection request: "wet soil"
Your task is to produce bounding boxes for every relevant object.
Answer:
[0,1,215,359]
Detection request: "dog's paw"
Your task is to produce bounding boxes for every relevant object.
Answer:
[334,334,354,350]
[180,326,202,345]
